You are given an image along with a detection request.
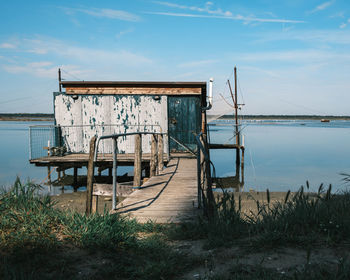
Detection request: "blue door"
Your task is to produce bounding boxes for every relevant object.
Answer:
[168,96,201,152]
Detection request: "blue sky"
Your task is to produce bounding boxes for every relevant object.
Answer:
[0,0,349,115]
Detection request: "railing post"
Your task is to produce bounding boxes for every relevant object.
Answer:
[200,133,215,219]
[197,143,202,209]
[200,135,206,205]
[157,132,164,173]
[150,134,157,177]
[86,136,97,215]
[241,147,245,185]
[134,133,142,187]
[112,138,118,210]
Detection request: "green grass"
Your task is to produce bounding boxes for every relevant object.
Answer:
[0,178,195,279]
[3,178,350,279]
[170,182,350,248]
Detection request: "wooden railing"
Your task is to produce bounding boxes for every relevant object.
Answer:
[86,131,166,214]
[196,132,215,219]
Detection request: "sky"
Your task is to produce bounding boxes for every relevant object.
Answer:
[0,0,349,115]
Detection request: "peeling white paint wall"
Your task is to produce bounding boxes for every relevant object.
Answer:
[54,93,168,154]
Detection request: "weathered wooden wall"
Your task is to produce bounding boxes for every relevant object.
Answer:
[54,93,168,154]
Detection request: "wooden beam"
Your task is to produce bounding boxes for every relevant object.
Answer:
[150,134,157,177]
[157,133,164,173]
[241,148,245,184]
[134,134,142,187]
[73,167,78,186]
[86,136,97,215]
[47,166,51,184]
[65,87,202,95]
[92,195,98,214]
[209,143,240,149]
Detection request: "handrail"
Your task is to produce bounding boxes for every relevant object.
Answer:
[91,131,167,211]
[195,132,215,217]
[195,132,209,161]
[29,123,162,159]
[94,131,165,161]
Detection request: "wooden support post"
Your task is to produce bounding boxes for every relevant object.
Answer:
[201,134,215,219]
[57,170,61,180]
[73,167,78,186]
[150,134,157,177]
[86,136,97,215]
[197,142,202,209]
[236,148,240,166]
[144,165,150,178]
[47,166,51,184]
[92,195,98,214]
[157,133,164,173]
[241,148,245,184]
[134,134,142,187]
[108,167,112,180]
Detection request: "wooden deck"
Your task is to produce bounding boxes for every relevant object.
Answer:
[30,152,194,167]
[115,157,201,223]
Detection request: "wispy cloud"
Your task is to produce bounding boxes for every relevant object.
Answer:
[116,28,134,39]
[2,61,89,79]
[178,59,218,68]
[64,7,140,22]
[330,11,344,18]
[0,37,153,79]
[253,29,350,45]
[146,11,305,24]
[310,1,335,14]
[236,49,350,63]
[339,18,350,29]
[150,1,305,24]
[154,1,232,17]
[0,42,17,49]
[21,37,152,65]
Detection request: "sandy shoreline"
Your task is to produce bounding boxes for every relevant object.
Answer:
[52,190,290,215]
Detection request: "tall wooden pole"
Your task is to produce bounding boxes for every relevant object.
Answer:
[150,134,157,177]
[86,136,96,215]
[134,134,142,187]
[58,68,62,92]
[234,66,240,165]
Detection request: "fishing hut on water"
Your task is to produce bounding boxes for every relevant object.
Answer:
[29,71,244,222]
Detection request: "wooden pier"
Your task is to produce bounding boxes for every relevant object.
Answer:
[114,157,200,223]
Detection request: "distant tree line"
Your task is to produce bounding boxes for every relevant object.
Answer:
[0,113,54,118]
[211,114,350,120]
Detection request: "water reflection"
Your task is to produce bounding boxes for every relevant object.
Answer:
[1,119,350,194]
[213,153,245,192]
[209,119,350,192]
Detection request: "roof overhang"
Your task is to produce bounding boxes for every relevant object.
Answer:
[60,81,207,106]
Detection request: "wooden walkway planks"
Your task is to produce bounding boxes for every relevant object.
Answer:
[115,157,200,223]
[30,152,194,166]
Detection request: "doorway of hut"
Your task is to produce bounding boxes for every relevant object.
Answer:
[168,96,201,153]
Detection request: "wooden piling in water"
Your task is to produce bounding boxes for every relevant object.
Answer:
[47,166,51,184]
[73,167,78,186]
[150,134,157,177]
[92,195,98,214]
[134,134,142,187]
[86,136,96,215]
[108,167,112,180]
[157,133,164,173]
[241,147,245,183]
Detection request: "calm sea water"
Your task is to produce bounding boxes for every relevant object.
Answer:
[0,120,349,194]
[210,119,350,193]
